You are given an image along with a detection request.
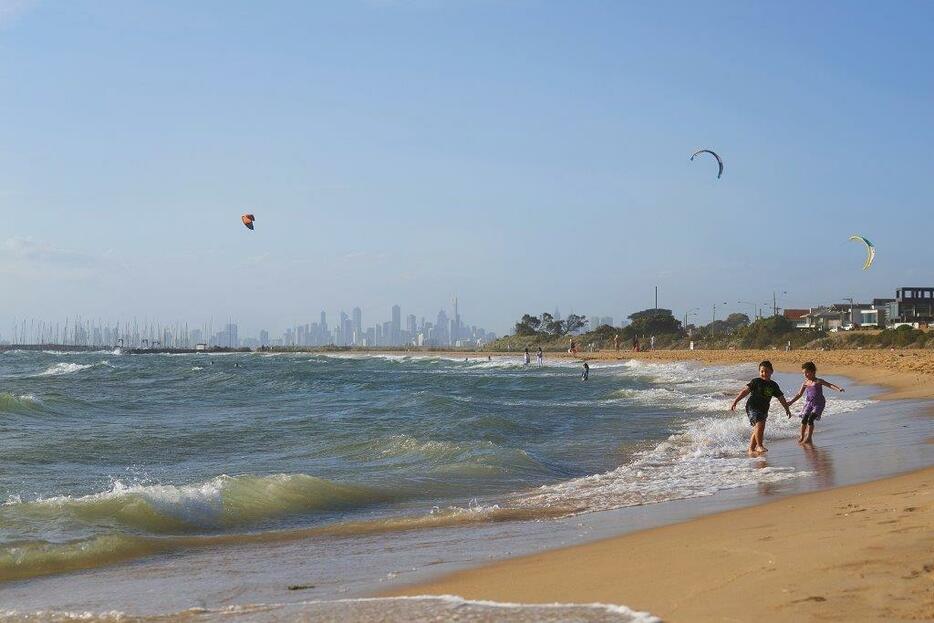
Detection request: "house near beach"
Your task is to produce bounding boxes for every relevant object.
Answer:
[783,287,933,330]
[884,287,934,328]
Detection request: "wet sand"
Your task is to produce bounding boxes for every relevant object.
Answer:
[385,350,934,621]
[387,467,933,622]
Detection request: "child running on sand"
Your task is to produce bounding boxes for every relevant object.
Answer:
[730,360,792,454]
[787,362,844,445]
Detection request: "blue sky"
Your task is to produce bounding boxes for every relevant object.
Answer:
[1,0,932,336]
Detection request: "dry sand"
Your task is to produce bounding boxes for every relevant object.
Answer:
[384,349,934,621]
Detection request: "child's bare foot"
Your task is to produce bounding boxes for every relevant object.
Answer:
[748,448,762,456]
[756,445,768,453]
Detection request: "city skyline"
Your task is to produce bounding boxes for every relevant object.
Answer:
[0,296,503,349]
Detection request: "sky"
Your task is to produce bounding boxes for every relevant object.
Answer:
[1,0,932,337]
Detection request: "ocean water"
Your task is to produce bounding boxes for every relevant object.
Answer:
[0,350,882,619]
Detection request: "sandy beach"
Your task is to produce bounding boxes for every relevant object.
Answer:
[385,349,934,621]
[388,467,933,622]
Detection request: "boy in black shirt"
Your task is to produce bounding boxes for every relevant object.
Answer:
[730,360,792,454]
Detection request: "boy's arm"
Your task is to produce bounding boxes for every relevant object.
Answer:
[730,387,750,411]
[777,394,793,417]
[787,383,806,406]
[819,378,845,392]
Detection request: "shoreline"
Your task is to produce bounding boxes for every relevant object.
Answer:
[385,466,933,622]
[381,352,934,621]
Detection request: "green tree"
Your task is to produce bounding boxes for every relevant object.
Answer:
[542,313,564,336]
[564,314,588,335]
[627,309,682,335]
[514,314,541,336]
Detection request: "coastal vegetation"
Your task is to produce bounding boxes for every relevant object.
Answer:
[490,309,932,351]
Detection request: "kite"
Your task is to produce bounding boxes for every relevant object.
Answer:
[241,214,255,231]
[690,149,724,179]
[848,235,875,270]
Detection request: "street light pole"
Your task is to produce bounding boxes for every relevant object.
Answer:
[842,297,854,327]
[772,290,788,317]
[712,302,728,323]
[737,301,758,320]
[683,307,699,331]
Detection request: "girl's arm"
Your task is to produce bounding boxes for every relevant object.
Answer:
[777,394,793,417]
[819,378,845,392]
[730,387,750,411]
[787,382,806,406]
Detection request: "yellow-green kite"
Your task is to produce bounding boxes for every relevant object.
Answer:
[849,235,875,270]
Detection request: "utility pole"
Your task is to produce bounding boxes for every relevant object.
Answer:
[842,297,854,326]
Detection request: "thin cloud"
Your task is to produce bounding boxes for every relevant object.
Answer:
[1,236,104,269]
[0,0,38,27]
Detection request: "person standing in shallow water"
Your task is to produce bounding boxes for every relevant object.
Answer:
[581,361,590,381]
[536,347,544,367]
[523,348,531,366]
[729,360,792,455]
[787,361,844,445]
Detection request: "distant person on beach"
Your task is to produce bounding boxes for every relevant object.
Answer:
[581,361,590,381]
[536,347,544,367]
[632,337,640,352]
[614,333,620,351]
[730,360,792,454]
[523,348,531,366]
[568,339,578,355]
[787,362,845,445]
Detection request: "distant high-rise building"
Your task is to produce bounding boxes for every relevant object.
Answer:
[406,314,417,335]
[452,296,461,342]
[352,307,362,340]
[259,330,269,345]
[391,305,401,345]
[436,309,449,345]
[340,311,351,346]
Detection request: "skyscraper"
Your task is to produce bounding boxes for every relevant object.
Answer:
[391,305,401,345]
[352,307,362,340]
